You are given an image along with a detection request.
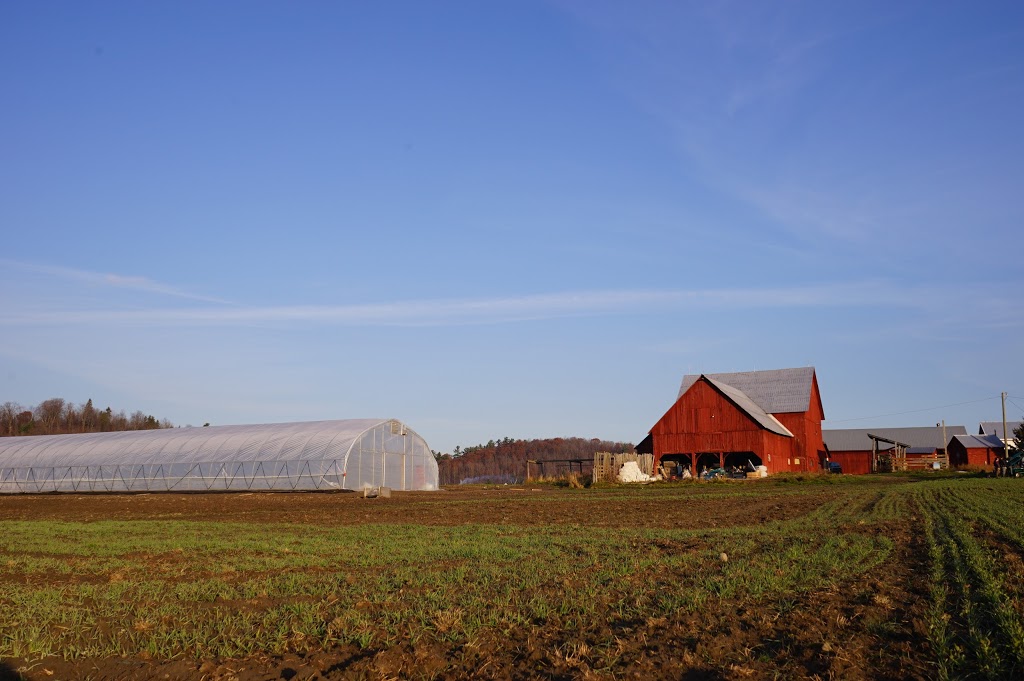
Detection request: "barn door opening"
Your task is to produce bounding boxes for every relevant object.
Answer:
[723,451,761,472]
[695,452,721,474]
[660,454,692,478]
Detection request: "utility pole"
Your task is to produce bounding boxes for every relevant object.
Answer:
[1003,392,1010,460]
[942,419,947,458]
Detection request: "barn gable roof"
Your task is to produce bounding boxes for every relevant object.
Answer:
[702,376,795,437]
[953,434,1005,449]
[678,367,816,414]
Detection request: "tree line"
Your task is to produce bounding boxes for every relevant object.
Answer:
[0,398,173,438]
[435,436,634,485]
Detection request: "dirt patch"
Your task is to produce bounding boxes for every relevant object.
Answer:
[0,485,833,529]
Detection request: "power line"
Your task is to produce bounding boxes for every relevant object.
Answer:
[1007,397,1024,416]
[827,396,1000,424]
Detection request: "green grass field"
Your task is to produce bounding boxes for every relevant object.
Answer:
[2,475,1024,679]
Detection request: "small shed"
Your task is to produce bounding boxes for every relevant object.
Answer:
[948,434,1004,470]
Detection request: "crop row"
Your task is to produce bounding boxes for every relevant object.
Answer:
[915,480,1024,680]
[0,491,891,666]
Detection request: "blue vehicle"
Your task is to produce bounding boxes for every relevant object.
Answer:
[826,461,843,474]
[701,467,727,480]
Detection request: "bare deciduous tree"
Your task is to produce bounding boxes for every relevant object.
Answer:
[0,402,20,437]
[437,437,634,485]
[0,399,173,437]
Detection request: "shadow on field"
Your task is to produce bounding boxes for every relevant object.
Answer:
[679,669,725,680]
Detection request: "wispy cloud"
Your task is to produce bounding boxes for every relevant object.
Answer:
[2,280,991,328]
[561,2,979,250]
[0,259,232,304]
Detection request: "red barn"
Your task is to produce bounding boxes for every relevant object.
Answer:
[639,367,825,476]
[948,434,1004,470]
[823,426,967,475]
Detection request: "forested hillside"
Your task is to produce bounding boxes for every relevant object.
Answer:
[0,398,172,437]
[436,437,634,485]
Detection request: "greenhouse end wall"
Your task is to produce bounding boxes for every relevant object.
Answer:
[0,419,439,494]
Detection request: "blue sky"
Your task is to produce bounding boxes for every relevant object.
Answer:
[2,1,1022,452]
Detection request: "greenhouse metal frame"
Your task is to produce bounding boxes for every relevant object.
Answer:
[0,418,439,493]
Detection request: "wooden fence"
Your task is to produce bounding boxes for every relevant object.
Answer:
[592,452,654,483]
[878,452,950,472]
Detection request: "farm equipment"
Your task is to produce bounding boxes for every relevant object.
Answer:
[996,451,1024,477]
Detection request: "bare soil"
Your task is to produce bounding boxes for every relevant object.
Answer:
[0,485,833,529]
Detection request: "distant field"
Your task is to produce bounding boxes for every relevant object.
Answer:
[2,476,1024,680]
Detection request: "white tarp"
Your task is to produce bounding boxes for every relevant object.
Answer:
[618,460,653,483]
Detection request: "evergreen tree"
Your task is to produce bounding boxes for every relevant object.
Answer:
[1012,421,1024,453]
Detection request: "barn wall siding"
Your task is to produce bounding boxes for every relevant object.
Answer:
[968,448,995,468]
[651,381,764,438]
[829,451,873,475]
[806,377,827,467]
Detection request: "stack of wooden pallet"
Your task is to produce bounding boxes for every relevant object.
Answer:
[592,452,654,483]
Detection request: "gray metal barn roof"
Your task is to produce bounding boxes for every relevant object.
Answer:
[704,376,794,437]
[953,434,1005,449]
[823,426,967,452]
[979,421,1023,441]
[678,367,816,413]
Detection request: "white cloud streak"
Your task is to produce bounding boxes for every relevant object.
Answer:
[0,259,232,304]
[2,280,989,328]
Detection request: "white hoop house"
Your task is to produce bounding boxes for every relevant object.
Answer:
[0,419,438,493]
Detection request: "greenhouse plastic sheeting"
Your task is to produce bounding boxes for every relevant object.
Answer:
[0,419,439,493]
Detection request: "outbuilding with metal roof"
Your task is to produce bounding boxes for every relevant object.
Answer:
[823,426,967,475]
[948,433,1005,470]
[979,421,1023,447]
